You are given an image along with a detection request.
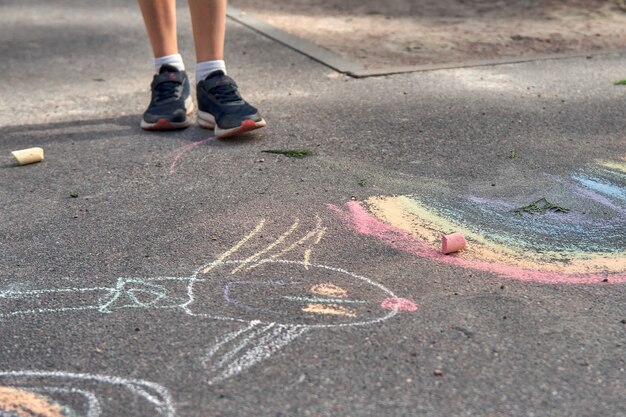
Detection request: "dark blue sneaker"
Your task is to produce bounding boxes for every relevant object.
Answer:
[196,71,266,138]
[141,64,194,130]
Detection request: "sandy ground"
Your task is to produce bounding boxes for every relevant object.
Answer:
[230,0,626,68]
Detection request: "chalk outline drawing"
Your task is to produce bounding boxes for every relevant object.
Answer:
[330,156,626,285]
[194,259,402,383]
[0,370,175,417]
[0,217,416,385]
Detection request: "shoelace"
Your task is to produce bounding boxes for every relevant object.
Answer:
[154,79,181,103]
[209,83,242,104]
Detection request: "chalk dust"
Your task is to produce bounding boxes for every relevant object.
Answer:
[310,283,348,298]
[302,304,357,317]
[0,387,66,417]
[230,0,626,68]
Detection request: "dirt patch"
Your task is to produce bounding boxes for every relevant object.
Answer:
[230,0,626,69]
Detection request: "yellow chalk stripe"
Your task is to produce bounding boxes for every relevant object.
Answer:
[302,303,356,318]
[231,219,300,274]
[246,216,324,271]
[599,160,626,174]
[303,227,327,269]
[310,283,348,298]
[201,220,265,274]
[303,249,312,270]
[269,217,323,260]
[313,227,327,245]
[0,387,66,417]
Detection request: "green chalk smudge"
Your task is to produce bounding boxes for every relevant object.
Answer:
[512,197,570,216]
[261,149,314,158]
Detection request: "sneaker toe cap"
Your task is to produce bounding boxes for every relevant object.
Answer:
[218,112,262,129]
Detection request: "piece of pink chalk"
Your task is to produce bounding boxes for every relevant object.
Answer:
[442,232,467,254]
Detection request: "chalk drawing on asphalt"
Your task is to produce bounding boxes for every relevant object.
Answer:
[0,218,417,384]
[183,218,413,383]
[168,136,216,176]
[331,156,626,284]
[0,371,175,417]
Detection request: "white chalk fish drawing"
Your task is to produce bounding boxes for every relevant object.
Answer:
[1,217,416,384]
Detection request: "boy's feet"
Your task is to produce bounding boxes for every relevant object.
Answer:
[141,65,194,131]
[196,71,266,138]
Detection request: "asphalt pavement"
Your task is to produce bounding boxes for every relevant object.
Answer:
[0,1,625,416]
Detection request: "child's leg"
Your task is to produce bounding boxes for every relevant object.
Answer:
[189,0,265,138]
[138,0,193,130]
[188,0,227,80]
[138,0,179,59]
[188,0,227,63]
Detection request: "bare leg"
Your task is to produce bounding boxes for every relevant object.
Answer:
[137,0,179,58]
[188,0,227,62]
[138,0,192,131]
[190,0,266,138]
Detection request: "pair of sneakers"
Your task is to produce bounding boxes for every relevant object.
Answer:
[141,65,266,138]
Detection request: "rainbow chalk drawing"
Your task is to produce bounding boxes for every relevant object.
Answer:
[331,156,626,285]
[0,371,175,417]
[0,217,417,384]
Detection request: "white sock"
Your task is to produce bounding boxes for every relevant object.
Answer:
[196,60,227,82]
[154,53,185,73]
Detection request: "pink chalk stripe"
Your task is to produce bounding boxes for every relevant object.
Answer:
[168,136,216,175]
[381,298,418,311]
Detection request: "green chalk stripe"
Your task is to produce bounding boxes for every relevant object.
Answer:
[281,296,366,304]
[613,79,626,85]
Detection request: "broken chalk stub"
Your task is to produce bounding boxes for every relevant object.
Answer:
[442,232,467,254]
[11,147,44,165]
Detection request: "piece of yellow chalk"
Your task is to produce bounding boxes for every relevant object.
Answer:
[442,232,467,254]
[11,147,44,165]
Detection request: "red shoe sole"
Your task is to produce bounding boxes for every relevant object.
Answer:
[216,119,267,138]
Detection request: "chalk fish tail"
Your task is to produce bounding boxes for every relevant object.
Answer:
[202,322,308,384]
